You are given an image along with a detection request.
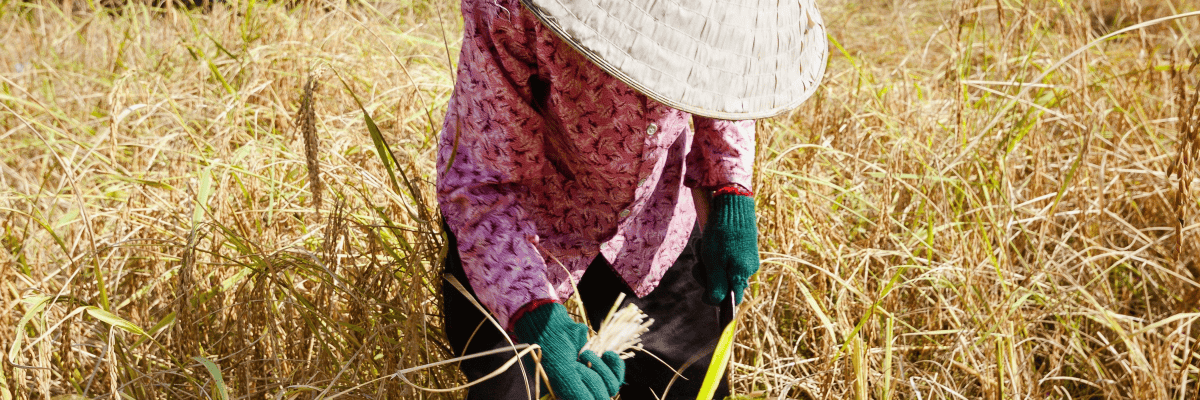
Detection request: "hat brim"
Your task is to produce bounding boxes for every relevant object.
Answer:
[520,0,828,120]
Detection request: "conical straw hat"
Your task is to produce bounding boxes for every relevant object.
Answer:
[520,0,828,119]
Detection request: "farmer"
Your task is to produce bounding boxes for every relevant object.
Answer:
[436,0,827,397]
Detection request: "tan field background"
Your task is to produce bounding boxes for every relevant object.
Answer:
[2,0,1199,398]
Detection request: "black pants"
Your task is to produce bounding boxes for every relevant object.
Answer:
[441,226,731,400]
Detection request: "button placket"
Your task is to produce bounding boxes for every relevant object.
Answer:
[627,120,665,221]
[637,122,662,192]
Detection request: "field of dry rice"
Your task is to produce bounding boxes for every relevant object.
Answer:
[2,0,1199,398]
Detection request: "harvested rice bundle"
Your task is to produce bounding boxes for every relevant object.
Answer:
[581,293,653,359]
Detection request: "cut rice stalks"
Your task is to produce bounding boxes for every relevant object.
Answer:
[582,293,654,359]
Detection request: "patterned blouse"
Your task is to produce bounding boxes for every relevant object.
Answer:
[437,0,755,330]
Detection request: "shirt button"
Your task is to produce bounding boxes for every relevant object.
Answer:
[619,209,631,218]
[646,123,658,135]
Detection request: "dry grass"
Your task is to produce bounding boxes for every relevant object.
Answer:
[1,0,1198,399]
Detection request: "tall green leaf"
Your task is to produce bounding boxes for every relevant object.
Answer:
[85,306,149,338]
[8,295,52,362]
[193,356,229,400]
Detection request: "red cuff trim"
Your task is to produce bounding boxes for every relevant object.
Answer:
[713,184,753,197]
[508,299,560,332]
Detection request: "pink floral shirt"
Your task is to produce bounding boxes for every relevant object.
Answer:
[437,0,755,330]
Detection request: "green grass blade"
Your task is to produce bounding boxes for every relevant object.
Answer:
[85,307,149,338]
[331,70,405,196]
[8,295,52,362]
[696,319,737,400]
[193,356,229,400]
[362,108,404,196]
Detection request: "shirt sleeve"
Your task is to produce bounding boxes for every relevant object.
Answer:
[437,0,557,331]
[685,117,756,191]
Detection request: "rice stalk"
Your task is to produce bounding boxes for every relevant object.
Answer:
[581,293,654,359]
[297,75,322,216]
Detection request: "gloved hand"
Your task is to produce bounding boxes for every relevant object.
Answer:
[513,302,625,400]
[696,192,760,305]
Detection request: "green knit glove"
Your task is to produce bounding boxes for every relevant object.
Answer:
[697,193,760,305]
[513,302,624,400]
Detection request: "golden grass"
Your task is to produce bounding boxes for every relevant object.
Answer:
[1,0,1198,398]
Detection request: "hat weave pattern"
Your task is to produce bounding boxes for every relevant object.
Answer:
[521,0,827,119]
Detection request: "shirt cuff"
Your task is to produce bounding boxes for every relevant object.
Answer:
[713,183,754,197]
[508,298,561,334]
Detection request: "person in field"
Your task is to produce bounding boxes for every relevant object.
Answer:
[435,0,827,397]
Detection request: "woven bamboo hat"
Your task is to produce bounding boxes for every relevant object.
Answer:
[520,0,828,119]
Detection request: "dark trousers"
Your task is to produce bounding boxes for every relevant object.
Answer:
[441,226,731,400]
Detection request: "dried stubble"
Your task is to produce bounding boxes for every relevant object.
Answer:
[1,0,1199,399]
